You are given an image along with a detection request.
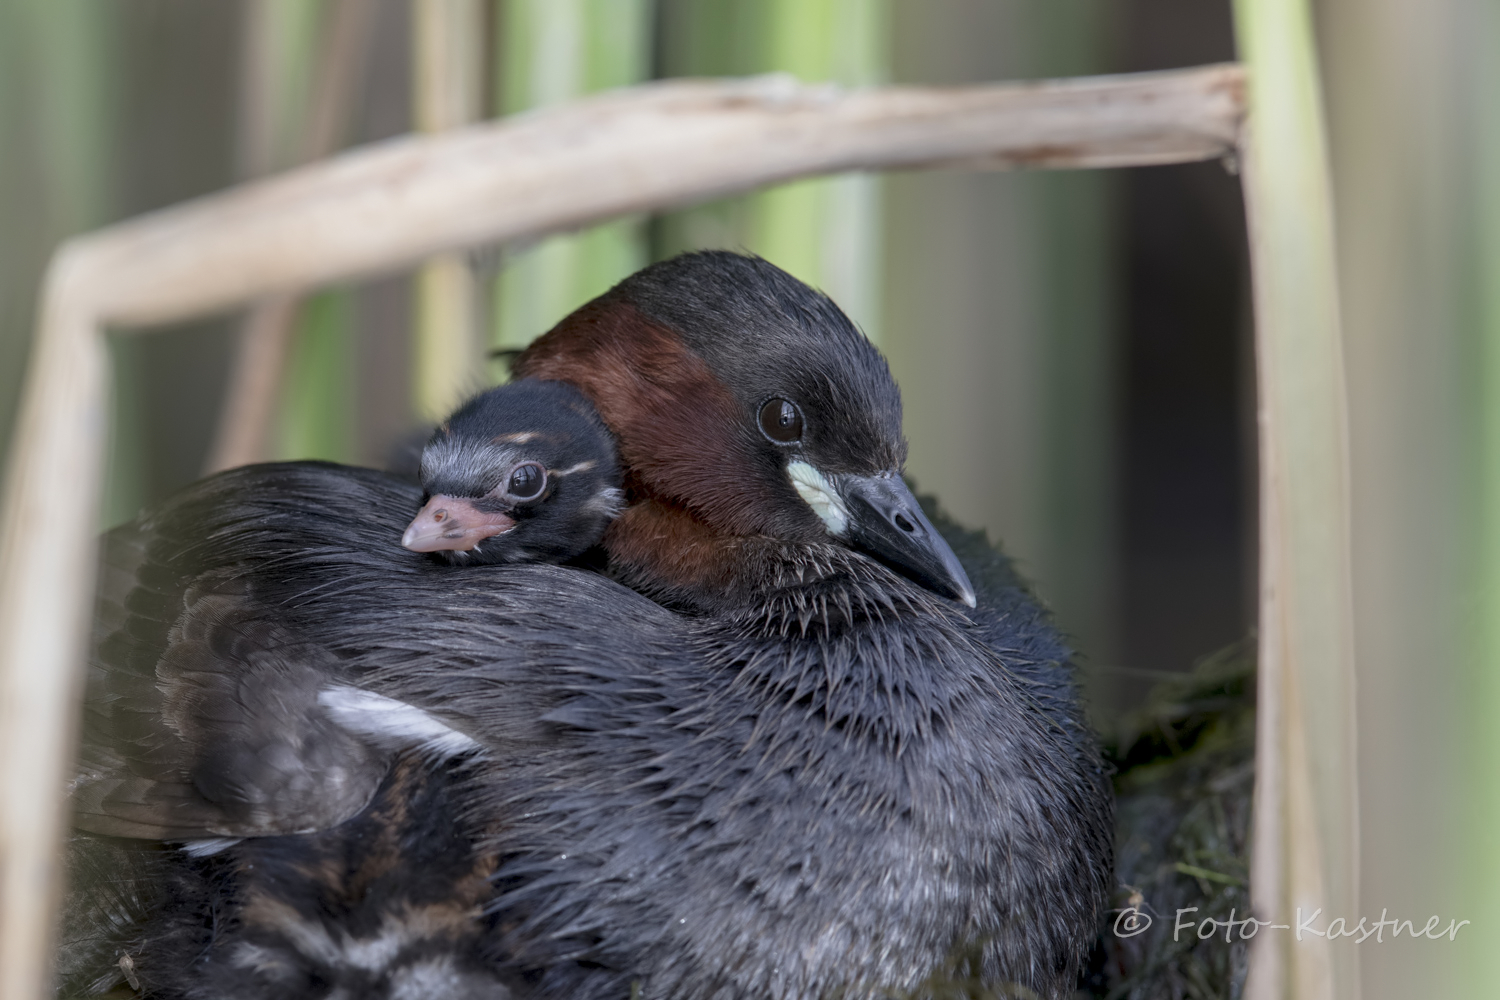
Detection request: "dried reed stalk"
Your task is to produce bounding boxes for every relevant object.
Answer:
[48,65,1245,331]
[205,0,378,473]
[206,294,303,472]
[412,0,483,421]
[0,63,1244,1000]
[1233,1,1360,998]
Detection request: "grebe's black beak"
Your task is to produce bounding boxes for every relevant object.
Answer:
[840,473,976,608]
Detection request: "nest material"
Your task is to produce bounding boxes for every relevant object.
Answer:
[1087,640,1257,1000]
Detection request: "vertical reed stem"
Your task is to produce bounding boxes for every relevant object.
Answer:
[412,0,481,420]
[208,0,374,471]
[0,276,107,1000]
[491,0,652,362]
[1233,1,1360,997]
[1471,1,1500,993]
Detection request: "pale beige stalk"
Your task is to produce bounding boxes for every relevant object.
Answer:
[1234,1,1360,998]
[206,0,378,473]
[412,0,483,421]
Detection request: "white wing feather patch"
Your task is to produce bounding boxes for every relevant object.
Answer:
[318,686,479,757]
[181,837,242,857]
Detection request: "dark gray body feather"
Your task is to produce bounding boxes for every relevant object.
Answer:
[66,462,1109,999]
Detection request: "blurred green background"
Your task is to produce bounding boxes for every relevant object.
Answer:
[0,1,1493,996]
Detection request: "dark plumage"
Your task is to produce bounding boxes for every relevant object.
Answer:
[65,252,1111,1000]
[73,378,620,845]
[64,379,623,998]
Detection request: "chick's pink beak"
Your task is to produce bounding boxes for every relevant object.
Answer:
[402,495,515,553]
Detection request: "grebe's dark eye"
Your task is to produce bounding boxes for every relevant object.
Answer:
[506,462,547,500]
[758,398,803,444]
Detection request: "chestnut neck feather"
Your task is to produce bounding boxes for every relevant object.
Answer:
[515,298,829,610]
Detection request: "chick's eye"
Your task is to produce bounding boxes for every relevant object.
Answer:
[758,398,803,444]
[506,462,547,500]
